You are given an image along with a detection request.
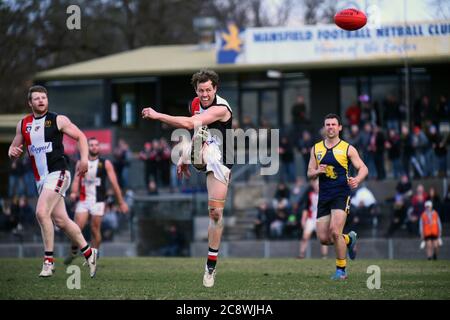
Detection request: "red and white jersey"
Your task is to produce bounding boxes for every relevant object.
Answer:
[21,112,68,182]
[79,158,107,202]
[189,95,232,116]
[306,191,319,220]
[189,95,233,169]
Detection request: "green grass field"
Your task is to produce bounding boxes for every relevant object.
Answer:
[0,257,449,300]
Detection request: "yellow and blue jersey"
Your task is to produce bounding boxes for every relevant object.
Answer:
[314,139,351,201]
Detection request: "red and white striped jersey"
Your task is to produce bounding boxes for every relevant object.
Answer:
[21,112,68,182]
[189,95,233,169]
[79,158,107,202]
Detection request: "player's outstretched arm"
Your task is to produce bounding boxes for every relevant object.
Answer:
[57,115,88,176]
[347,145,368,189]
[105,159,129,214]
[8,121,24,159]
[142,106,228,129]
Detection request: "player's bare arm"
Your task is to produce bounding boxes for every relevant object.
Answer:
[347,145,368,189]
[57,115,88,176]
[105,159,129,214]
[142,106,229,129]
[8,121,24,159]
[301,210,308,229]
[69,160,81,202]
[307,147,326,180]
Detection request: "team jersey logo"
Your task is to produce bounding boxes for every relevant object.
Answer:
[34,126,40,132]
[26,124,32,133]
[45,120,52,127]
[82,177,101,187]
[325,165,337,179]
[316,152,323,161]
[28,142,53,156]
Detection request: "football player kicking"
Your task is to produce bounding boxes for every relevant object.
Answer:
[142,69,233,288]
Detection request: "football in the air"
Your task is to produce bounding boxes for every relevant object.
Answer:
[334,8,367,31]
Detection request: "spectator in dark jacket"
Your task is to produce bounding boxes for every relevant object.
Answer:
[373,126,386,180]
[279,136,295,183]
[385,129,402,178]
[428,127,448,178]
[383,94,401,133]
[400,124,414,178]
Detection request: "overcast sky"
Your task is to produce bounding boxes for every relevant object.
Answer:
[278,0,448,26]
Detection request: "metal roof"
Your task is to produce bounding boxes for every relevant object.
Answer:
[35,43,449,80]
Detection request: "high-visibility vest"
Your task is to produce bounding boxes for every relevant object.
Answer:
[421,211,440,237]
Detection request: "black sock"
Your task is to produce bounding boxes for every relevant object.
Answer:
[71,246,78,256]
[433,253,437,260]
[206,247,219,271]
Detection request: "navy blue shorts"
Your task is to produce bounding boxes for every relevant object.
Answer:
[317,196,351,219]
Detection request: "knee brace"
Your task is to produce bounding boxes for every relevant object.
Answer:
[208,198,225,227]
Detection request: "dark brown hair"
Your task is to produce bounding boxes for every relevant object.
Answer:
[191,69,219,90]
[324,113,342,125]
[28,85,48,101]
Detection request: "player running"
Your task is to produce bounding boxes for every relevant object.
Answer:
[8,85,97,278]
[64,137,129,265]
[142,69,233,288]
[307,114,368,280]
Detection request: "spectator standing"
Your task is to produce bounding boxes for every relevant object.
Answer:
[345,101,361,126]
[139,142,154,187]
[419,201,442,260]
[400,124,414,178]
[279,136,296,183]
[372,125,386,180]
[385,129,402,178]
[291,95,308,129]
[411,126,429,178]
[113,139,132,188]
[361,123,376,179]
